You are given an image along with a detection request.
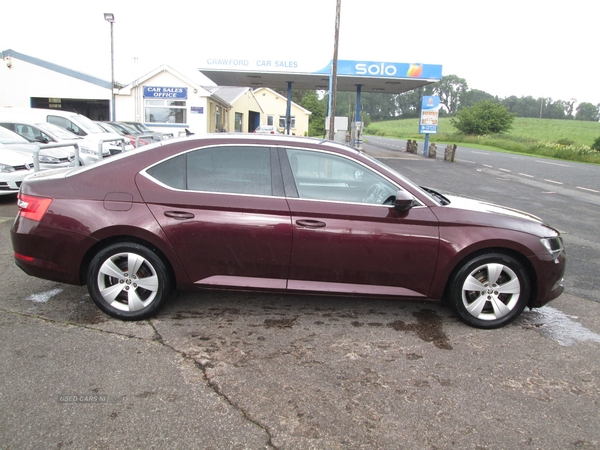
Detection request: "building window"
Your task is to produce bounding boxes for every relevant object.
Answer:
[267,115,274,126]
[145,99,187,124]
[234,112,243,132]
[279,116,296,129]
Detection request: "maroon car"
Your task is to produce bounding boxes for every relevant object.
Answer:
[10,134,565,328]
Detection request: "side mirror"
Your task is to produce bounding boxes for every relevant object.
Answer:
[394,190,415,212]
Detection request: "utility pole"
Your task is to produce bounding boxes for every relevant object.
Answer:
[328,0,341,140]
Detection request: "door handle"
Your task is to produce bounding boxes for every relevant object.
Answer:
[296,219,326,228]
[164,211,195,220]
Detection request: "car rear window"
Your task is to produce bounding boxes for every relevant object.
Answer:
[147,146,272,196]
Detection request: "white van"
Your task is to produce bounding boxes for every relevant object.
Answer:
[0,107,132,163]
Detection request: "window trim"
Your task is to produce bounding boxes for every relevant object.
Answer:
[141,144,285,198]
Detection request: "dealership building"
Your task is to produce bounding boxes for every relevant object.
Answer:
[1,48,442,140]
[0,49,312,137]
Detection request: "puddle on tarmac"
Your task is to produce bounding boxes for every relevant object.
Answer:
[520,306,600,346]
[25,288,63,303]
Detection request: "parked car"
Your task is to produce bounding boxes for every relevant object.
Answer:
[120,121,166,142]
[0,107,130,161]
[0,120,92,165]
[0,125,75,170]
[253,125,281,134]
[0,145,34,196]
[96,122,150,148]
[11,134,565,328]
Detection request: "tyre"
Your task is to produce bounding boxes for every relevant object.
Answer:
[87,242,171,320]
[448,253,530,329]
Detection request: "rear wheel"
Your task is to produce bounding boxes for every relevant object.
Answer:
[87,242,171,320]
[448,253,530,329]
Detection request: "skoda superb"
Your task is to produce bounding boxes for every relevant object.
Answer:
[11,134,565,328]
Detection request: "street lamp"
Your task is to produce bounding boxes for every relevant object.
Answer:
[104,13,115,121]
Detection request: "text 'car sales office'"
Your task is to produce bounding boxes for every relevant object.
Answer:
[1,49,442,141]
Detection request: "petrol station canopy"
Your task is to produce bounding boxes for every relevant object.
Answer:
[199,58,443,94]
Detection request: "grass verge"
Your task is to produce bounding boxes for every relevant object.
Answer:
[365,117,600,164]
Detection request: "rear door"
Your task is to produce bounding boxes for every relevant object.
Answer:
[137,145,293,289]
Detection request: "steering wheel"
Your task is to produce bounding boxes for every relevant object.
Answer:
[363,183,389,204]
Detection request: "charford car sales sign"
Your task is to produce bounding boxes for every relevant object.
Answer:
[143,86,188,99]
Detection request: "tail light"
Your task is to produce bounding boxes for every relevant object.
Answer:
[17,194,52,221]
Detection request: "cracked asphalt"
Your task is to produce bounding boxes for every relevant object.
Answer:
[1,144,600,449]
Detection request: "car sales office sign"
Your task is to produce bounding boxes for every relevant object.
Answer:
[419,96,440,134]
[143,86,188,99]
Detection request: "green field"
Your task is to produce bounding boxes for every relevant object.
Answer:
[365,117,600,164]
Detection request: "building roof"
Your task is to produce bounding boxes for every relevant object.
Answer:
[1,48,111,89]
[205,86,251,104]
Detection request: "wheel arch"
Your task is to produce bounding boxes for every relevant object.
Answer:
[78,232,182,289]
[438,246,538,306]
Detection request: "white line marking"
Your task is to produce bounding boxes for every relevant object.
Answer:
[576,186,600,193]
[472,151,489,155]
[536,160,570,167]
[456,159,476,164]
[544,179,563,185]
[499,168,511,172]
[519,173,534,178]
[483,164,493,168]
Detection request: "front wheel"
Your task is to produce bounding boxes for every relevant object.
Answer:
[448,253,531,329]
[87,242,171,320]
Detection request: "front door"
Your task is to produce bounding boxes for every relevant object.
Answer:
[282,148,439,297]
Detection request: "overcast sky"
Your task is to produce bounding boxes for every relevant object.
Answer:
[3,0,599,106]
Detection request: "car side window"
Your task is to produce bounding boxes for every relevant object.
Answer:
[286,148,397,205]
[147,146,272,196]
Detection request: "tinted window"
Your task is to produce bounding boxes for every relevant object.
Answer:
[286,149,396,204]
[147,146,272,196]
[147,154,185,189]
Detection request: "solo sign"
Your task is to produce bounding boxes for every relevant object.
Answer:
[419,96,440,134]
[143,86,188,99]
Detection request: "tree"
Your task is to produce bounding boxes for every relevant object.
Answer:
[460,89,497,110]
[396,85,434,118]
[432,75,468,115]
[299,91,327,136]
[451,100,515,135]
[502,96,541,118]
[575,102,600,121]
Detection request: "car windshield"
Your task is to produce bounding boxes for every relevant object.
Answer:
[126,122,150,132]
[0,126,30,144]
[36,122,81,139]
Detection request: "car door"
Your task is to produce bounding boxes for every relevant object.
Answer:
[137,145,293,289]
[281,147,440,298]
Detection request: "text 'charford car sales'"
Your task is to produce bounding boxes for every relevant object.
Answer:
[206,58,299,69]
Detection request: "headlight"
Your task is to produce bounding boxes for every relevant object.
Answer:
[80,147,98,156]
[38,155,61,164]
[541,236,564,262]
[0,163,15,173]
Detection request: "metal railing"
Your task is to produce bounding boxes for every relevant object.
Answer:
[32,141,81,172]
[31,137,127,172]
[97,137,127,160]
[134,133,157,148]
